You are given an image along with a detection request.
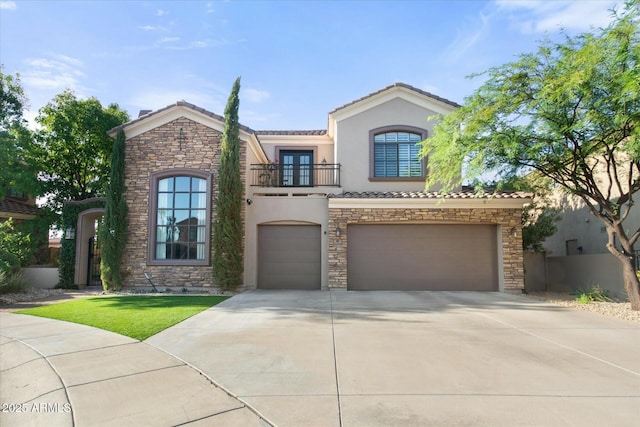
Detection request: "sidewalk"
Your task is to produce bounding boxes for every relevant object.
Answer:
[0,312,272,426]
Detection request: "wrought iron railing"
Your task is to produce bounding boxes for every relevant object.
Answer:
[250,163,341,187]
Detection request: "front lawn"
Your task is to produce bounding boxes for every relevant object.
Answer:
[16,295,228,340]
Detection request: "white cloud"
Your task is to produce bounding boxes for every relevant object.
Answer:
[496,0,620,34]
[22,54,86,90]
[441,11,493,65]
[189,40,208,49]
[0,1,16,10]
[159,37,180,43]
[206,2,215,13]
[159,39,227,50]
[239,109,281,127]
[156,9,168,17]
[139,25,165,31]
[244,88,271,103]
[128,89,223,114]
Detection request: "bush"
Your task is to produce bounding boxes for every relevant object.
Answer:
[0,219,33,275]
[0,270,27,294]
[572,285,613,304]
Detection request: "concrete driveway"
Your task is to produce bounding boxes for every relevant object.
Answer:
[147,290,640,426]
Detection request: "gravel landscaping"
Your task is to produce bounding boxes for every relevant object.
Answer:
[1,287,639,322]
[525,291,640,322]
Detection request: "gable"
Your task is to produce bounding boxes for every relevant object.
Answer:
[328,83,459,137]
[109,102,267,164]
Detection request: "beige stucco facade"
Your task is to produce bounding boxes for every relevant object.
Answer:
[86,83,530,292]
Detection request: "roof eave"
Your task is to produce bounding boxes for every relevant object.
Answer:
[328,196,532,210]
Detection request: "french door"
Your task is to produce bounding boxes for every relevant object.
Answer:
[279,151,313,187]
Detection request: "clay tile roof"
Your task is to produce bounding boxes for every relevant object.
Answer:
[328,191,532,199]
[0,198,39,216]
[329,82,461,115]
[255,130,328,136]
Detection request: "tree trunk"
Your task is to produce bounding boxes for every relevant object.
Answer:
[618,255,640,311]
[602,223,640,310]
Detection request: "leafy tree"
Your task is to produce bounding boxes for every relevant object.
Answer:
[213,77,243,291]
[0,219,32,275]
[34,90,129,221]
[100,129,128,291]
[0,68,39,199]
[1,68,51,262]
[473,176,561,252]
[421,1,640,309]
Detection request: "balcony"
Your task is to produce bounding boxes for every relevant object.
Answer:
[250,163,341,188]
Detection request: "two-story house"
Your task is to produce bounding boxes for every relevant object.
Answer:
[74,83,529,292]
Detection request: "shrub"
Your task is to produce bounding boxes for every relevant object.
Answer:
[0,270,27,294]
[572,285,613,304]
[0,219,33,275]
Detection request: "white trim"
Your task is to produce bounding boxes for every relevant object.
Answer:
[329,86,457,125]
[248,133,269,163]
[328,197,531,210]
[116,106,227,138]
[497,225,505,291]
[113,104,268,164]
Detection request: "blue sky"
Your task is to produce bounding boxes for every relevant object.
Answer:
[0,0,623,130]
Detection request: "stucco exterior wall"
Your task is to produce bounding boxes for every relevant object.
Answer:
[543,194,640,256]
[335,97,442,193]
[244,196,329,289]
[123,117,246,288]
[546,254,626,300]
[328,207,525,291]
[258,136,334,164]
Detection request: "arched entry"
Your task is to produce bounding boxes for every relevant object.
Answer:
[74,208,105,287]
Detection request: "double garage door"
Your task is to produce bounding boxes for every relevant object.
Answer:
[258,223,499,291]
[347,224,498,291]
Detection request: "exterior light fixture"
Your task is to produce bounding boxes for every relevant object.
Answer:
[335,227,341,237]
[509,227,517,238]
[246,199,253,205]
[65,227,76,240]
[321,158,327,166]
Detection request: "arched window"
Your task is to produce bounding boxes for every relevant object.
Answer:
[370,126,427,179]
[148,170,212,265]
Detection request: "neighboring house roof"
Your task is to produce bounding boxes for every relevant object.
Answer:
[329,191,531,199]
[0,197,39,219]
[329,82,461,115]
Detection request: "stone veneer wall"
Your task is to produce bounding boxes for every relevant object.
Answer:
[328,207,524,291]
[122,117,246,289]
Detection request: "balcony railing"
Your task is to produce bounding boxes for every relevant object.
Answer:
[250,163,341,187]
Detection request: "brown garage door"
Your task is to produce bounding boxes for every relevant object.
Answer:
[347,224,498,291]
[258,225,321,289]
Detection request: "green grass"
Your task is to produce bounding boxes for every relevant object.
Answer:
[16,295,229,340]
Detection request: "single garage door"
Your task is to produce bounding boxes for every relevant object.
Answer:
[258,224,321,289]
[347,224,498,291]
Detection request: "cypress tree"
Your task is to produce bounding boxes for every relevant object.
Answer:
[100,129,128,290]
[213,77,243,291]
